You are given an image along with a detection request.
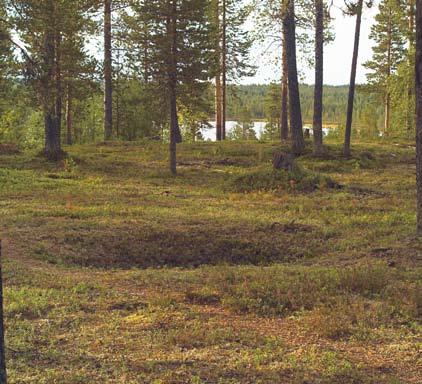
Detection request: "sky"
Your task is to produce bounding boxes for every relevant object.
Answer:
[246,1,379,86]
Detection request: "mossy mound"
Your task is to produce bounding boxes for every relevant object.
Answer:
[228,167,341,193]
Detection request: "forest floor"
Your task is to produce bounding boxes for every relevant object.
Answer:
[0,139,421,383]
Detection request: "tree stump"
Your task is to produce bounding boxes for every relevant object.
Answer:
[273,152,296,171]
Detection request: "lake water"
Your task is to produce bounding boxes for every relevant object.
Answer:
[202,121,267,141]
[202,121,334,141]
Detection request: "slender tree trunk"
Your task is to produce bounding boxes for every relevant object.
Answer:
[43,30,61,161]
[222,0,227,140]
[0,241,6,384]
[415,0,422,234]
[215,75,222,140]
[168,0,181,175]
[283,0,304,154]
[407,0,416,133]
[313,0,324,155]
[191,125,196,142]
[115,50,121,139]
[384,10,392,136]
[384,93,391,136]
[104,0,113,141]
[215,0,222,141]
[55,33,62,146]
[143,23,149,83]
[66,87,72,145]
[343,0,363,157]
[281,32,289,141]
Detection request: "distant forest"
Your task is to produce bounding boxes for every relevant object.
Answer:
[225,84,385,133]
[0,82,389,148]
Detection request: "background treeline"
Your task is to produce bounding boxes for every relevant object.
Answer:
[226,84,384,130]
[0,80,391,148]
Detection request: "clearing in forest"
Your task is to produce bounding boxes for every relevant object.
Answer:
[0,140,420,383]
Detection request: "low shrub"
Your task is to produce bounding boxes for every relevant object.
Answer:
[228,167,340,193]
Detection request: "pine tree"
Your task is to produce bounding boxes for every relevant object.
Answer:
[127,0,216,174]
[405,0,415,133]
[104,0,113,140]
[214,0,254,140]
[343,0,372,157]
[313,0,324,154]
[263,82,282,140]
[364,0,406,136]
[280,32,289,141]
[6,0,96,160]
[0,0,13,121]
[283,0,305,154]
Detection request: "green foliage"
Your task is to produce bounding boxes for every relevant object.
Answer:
[364,0,407,88]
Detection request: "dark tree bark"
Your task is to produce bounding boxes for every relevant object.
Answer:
[280,32,289,141]
[283,0,304,155]
[169,80,178,175]
[168,0,182,175]
[384,9,392,136]
[221,0,227,140]
[104,0,113,141]
[0,242,6,384]
[215,0,222,141]
[215,73,222,140]
[66,87,72,145]
[313,0,324,155]
[43,30,61,161]
[55,33,62,145]
[416,0,422,234]
[343,0,363,157]
[407,0,416,133]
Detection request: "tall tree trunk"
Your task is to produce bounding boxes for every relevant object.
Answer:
[115,50,121,139]
[384,93,391,136]
[215,0,222,141]
[168,0,181,175]
[280,31,289,141]
[415,0,422,234]
[215,74,222,140]
[283,0,304,154]
[384,9,392,136]
[191,125,196,142]
[55,32,62,146]
[66,87,72,145]
[0,241,6,384]
[222,0,227,140]
[313,0,324,155]
[104,0,113,141]
[407,0,416,133]
[343,0,363,157]
[43,30,61,161]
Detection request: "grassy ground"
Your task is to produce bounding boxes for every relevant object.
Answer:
[0,139,421,383]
